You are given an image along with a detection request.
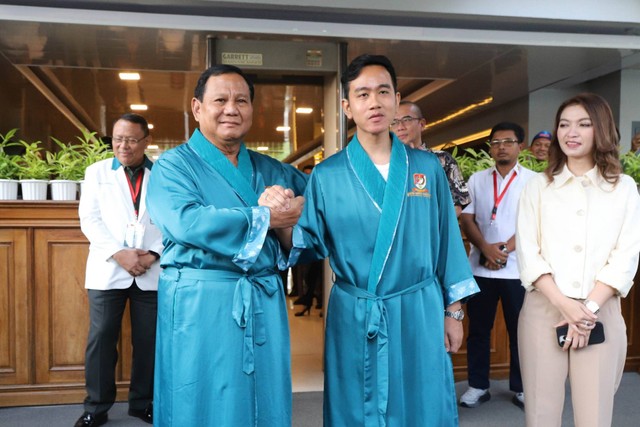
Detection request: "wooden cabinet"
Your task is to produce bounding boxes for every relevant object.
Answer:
[0,202,131,407]
[0,201,639,405]
[0,228,29,388]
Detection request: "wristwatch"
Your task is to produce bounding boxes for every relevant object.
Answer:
[584,299,600,315]
[444,308,465,321]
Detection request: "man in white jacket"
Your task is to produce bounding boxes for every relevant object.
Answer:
[75,113,163,427]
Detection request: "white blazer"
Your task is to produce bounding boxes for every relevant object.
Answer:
[79,157,163,291]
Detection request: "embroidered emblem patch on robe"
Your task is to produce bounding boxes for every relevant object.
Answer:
[408,173,430,197]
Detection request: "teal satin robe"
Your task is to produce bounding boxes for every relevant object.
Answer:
[146,129,307,427]
[292,134,479,427]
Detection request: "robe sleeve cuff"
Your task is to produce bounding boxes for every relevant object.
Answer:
[445,277,480,305]
[233,206,270,271]
[285,225,305,268]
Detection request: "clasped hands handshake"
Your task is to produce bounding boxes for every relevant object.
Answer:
[113,248,157,277]
[259,185,305,229]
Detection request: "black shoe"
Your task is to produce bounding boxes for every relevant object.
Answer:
[128,403,153,424]
[294,306,311,317]
[74,412,108,427]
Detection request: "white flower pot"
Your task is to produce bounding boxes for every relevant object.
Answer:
[20,179,49,200]
[50,180,78,201]
[0,179,19,200]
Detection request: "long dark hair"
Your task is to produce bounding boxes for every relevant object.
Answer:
[545,93,621,184]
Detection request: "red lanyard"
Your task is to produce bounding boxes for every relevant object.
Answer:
[126,171,143,218]
[491,170,517,221]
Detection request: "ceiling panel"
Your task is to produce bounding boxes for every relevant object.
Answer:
[0,18,639,158]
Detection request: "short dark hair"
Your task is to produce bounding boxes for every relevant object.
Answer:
[399,100,424,119]
[489,122,525,143]
[116,113,149,137]
[341,54,397,98]
[194,64,255,102]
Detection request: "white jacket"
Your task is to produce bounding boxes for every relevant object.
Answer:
[79,157,163,291]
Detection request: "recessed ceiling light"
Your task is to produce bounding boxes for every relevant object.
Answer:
[148,124,154,129]
[276,126,291,132]
[130,104,148,111]
[257,146,269,151]
[296,107,313,114]
[119,72,140,81]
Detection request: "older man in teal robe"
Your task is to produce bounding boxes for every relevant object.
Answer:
[288,55,478,426]
[146,65,307,426]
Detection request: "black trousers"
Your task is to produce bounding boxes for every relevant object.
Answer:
[466,276,524,392]
[84,282,157,415]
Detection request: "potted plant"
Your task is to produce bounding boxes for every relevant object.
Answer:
[77,130,112,167]
[47,137,86,200]
[75,130,112,195]
[0,128,22,200]
[17,139,53,200]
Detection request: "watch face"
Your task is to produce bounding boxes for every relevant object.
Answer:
[446,309,464,321]
[585,300,599,314]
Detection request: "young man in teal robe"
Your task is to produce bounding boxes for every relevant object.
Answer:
[146,65,307,426]
[279,54,479,426]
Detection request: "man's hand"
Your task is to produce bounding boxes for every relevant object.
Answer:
[444,317,464,353]
[480,242,508,270]
[112,248,153,277]
[444,302,464,353]
[269,196,305,229]
[137,249,157,270]
[259,185,294,212]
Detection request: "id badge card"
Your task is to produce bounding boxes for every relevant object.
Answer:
[124,222,145,248]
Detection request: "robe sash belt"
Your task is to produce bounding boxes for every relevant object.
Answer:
[335,276,435,427]
[162,267,279,375]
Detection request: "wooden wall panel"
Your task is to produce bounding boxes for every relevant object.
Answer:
[0,229,29,386]
[34,228,89,384]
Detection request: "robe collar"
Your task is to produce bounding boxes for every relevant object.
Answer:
[188,128,258,206]
[346,132,408,294]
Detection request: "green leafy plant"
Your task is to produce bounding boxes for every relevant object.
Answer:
[621,152,640,185]
[47,137,86,181]
[517,150,547,173]
[76,130,112,172]
[452,144,548,180]
[16,140,53,180]
[452,145,494,180]
[0,128,22,180]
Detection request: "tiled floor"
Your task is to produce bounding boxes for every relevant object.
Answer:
[287,297,325,393]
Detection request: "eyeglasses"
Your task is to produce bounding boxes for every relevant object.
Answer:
[112,135,147,145]
[489,138,519,148]
[390,116,421,128]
